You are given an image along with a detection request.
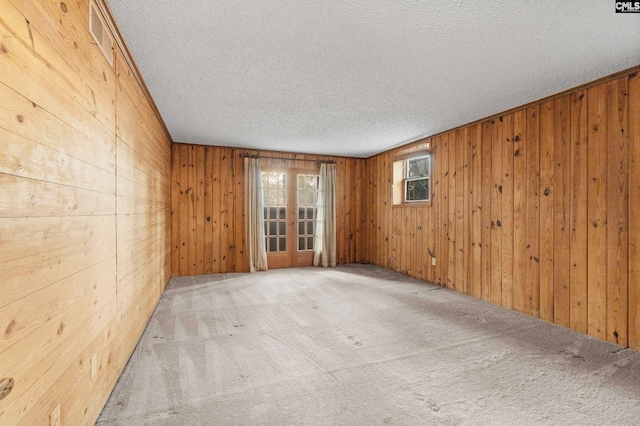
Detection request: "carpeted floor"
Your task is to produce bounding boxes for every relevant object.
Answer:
[97,264,640,425]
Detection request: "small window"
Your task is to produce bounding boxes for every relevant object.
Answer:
[404,155,430,202]
[393,151,431,206]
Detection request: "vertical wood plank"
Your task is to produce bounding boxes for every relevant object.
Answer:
[196,146,205,275]
[343,158,350,264]
[220,149,229,273]
[481,121,493,302]
[372,155,379,266]
[355,159,363,263]
[362,159,369,263]
[171,145,180,274]
[432,136,441,284]
[227,149,237,272]
[179,145,189,275]
[448,130,457,290]
[553,96,571,327]
[440,134,450,287]
[409,207,416,277]
[512,110,527,313]
[429,137,439,284]
[346,159,353,263]
[351,159,358,263]
[235,151,246,271]
[364,157,371,264]
[587,83,608,340]
[470,124,482,299]
[373,154,380,266]
[455,128,466,293]
[606,78,628,346]
[501,113,515,309]
[463,128,471,294]
[211,148,222,273]
[569,90,588,333]
[629,72,640,350]
[336,158,345,264]
[425,199,435,282]
[539,100,555,322]
[491,117,503,306]
[188,145,197,275]
[416,207,422,279]
[383,153,391,269]
[375,155,381,268]
[390,194,399,271]
[203,147,214,273]
[525,106,541,317]
[399,203,406,274]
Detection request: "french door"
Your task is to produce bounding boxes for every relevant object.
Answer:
[262,168,319,269]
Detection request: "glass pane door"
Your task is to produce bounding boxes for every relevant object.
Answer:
[261,168,319,269]
[297,174,319,252]
[262,172,287,253]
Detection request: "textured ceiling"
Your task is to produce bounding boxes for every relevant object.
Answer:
[107,1,640,158]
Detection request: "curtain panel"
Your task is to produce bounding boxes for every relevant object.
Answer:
[244,157,268,272]
[313,163,337,267]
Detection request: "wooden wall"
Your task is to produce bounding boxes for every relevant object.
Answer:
[363,69,640,350]
[171,144,365,275]
[0,1,171,424]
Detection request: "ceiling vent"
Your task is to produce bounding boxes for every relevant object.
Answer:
[89,1,113,67]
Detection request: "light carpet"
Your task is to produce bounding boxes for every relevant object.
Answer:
[97,264,640,425]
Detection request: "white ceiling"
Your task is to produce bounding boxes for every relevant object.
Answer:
[107,1,640,158]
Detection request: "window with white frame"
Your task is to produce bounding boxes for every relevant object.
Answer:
[405,155,430,202]
[393,151,431,205]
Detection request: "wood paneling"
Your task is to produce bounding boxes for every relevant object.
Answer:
[512,110,526,313]
[501,114,514,309]
[480,123,493,303]
[605,78,628,347]
[171,146,364,275]
[587,84,608,340]
[569,90,588,333]
[0,0,171,424]
[629,71,640,349]
[553,95,571,327]
[362,67,640,350]
[469,124,482,299]
[491,118,503,306]
[539,100,555,322]
[524,106,541,318]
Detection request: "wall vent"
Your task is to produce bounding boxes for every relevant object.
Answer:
[89,1,113,67]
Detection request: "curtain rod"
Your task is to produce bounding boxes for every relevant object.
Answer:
[242,154,335,164]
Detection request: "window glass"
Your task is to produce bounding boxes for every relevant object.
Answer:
[405,178,430,202]
[407,156,429,178]
[262,172,288,252]
[296,174,319,251]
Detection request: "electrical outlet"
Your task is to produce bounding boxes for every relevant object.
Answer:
[91,353,98,380]
[50,403,61,426]
[0,377,13,401]
[431,257,436,266]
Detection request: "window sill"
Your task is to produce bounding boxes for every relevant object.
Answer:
[392,201,432,208]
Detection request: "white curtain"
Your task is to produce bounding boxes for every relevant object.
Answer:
[244,157,268,272]
[313,163,337,267]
